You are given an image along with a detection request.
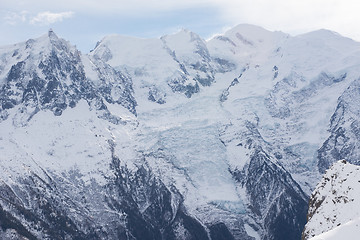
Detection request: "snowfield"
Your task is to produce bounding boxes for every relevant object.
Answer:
[304,160,360,239]
[309,217,360,240]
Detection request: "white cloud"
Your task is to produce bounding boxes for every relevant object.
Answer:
[2,0,360,42]
[0,0,210,16]
[208,0,360,40]
[3,11,28,25]
[30,11,74,25]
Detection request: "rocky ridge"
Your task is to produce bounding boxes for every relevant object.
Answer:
[302,160,360,239]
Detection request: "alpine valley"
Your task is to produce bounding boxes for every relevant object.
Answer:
[1,24,360,240]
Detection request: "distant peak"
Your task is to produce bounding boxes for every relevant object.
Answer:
[162,28,194,38]
[232,23,268,31]
[26,29,75,53]
[161,28,203,43]
[224,24,280,38]
[98,34,151,45]
[48,28,59,40]
[178,28,190,34]
[297,29,343,39]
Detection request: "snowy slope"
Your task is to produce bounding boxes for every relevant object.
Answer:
[309,217,360,240]
[92,29,216,104]
[303,160,360,239]
[318,77,360,172]
[212,25,360,195]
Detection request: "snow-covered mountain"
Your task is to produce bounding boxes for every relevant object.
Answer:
[1,24,360,239]
[302,160,360,239]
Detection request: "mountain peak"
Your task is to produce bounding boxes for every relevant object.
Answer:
[230,24,270,33]
[177,28,191,34]
[93,34,156,53]
[47,29,65,46]
[224,24,275,38]
[212,23,287,48]
[297,29,343,40]
[161,28,204,46]
[48,28,55,36]
[35,28,59,42]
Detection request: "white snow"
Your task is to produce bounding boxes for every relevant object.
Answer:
[208,23,288,68]
[244,224,261,240]
[134,92,246,212]
[0,100,137,186]
[309,217,360,240]
[81,55,101,84]
[92,34,177,75]
[88,24,360,215]
[161,29,206,63]
[304,161,360,238]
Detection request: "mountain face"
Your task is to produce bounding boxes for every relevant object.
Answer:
[318,78,360,172]
[302,160,360,239]
[1,24,360,240]
[0,30,136,126]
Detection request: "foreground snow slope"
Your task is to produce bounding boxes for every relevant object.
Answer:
[303,160,360,239]
[309,217,360,240]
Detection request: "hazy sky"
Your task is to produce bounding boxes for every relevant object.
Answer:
[1,0,359,52]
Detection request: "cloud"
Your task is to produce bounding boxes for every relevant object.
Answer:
[2,10,74,26]
[209,0,360,33]
[30,11,74,25]
[2,0,360,42]
[1,0,210,16]
[3,11,28,25]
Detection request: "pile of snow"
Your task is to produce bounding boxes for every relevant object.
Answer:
[309,217,360,240]
[303,160,360,239]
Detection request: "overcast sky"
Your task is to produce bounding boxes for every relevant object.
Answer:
[1,0,360,52]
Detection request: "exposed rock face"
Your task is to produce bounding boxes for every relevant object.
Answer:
[224,121,308,240]
[0,31,136,126]
[318,79,360,173]
[0,150,211,239]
